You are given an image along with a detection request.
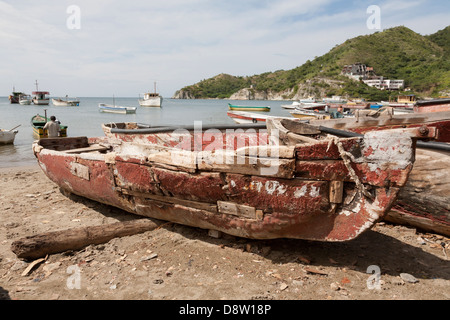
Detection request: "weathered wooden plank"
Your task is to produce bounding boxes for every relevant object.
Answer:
[70,162,90,180]
[146,150,198,173]
[236,145,295,159]
[225,174,330,215]
[217,201,258,220]
[117,188,218,213]
[152,168,227,203]
[295,138,361,160]
[280,119,322,135]
[39,137,89,151]
[64,144,110,154]
[295,160,412,187]
[198,151,295,179]
[113,162,162,195]
[329,181,344,204]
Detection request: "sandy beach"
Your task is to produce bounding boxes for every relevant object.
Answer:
[0,165,449,301]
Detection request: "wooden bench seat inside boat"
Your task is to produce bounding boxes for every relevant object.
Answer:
[38,137,110,153]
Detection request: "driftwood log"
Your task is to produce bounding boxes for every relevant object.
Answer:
[11,218,164,260]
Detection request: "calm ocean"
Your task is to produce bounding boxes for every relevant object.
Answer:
[0,97,292,168]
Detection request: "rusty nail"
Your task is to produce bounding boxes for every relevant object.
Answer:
[419,125,429,136]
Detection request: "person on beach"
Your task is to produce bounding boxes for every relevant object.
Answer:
[43,116,61,137]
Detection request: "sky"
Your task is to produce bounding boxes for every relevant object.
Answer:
[0,0,449,97]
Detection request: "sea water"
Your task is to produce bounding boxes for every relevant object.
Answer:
[0,97,291,168]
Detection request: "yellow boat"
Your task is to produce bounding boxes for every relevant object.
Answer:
[31,114,68,139]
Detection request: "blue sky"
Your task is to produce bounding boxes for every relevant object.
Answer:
[0,0,449,97]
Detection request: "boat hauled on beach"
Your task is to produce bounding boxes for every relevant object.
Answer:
[32,118,436,242]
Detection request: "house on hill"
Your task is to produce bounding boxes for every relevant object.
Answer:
[342,63,404,90]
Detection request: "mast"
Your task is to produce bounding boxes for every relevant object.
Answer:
[35,80,39,92]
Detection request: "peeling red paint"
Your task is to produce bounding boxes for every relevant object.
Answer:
[33,121,419,241]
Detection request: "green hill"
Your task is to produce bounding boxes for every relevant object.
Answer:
[174,25,450,100]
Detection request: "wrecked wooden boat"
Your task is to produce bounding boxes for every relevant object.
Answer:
[32,118,436,241]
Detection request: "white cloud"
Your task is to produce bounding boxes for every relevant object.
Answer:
[0,0,448,97]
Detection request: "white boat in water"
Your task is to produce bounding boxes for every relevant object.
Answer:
[32,81,49,105]
[19,94,32,105]
[0,125,20,145]
[52,96,80,106]
[139,83,163,107]
[139,93,163,107]
[98,103,137,114]
[281,101,301,109]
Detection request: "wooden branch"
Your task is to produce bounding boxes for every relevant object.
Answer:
[11,218,163,260]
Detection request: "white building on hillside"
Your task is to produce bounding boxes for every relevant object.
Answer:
[363,78,404,90]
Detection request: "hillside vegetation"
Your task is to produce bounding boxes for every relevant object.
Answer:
[174,26,450,100]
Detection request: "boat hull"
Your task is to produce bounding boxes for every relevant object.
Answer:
[228,104,270,112]
[0,130,18,145]
[309,109,450,143]
[52,99,80,106]
[32,119,423,241]
[227,111,270,124]
[414,99,450,113]
[33,99,50,105]
[99,104,137,114]
[139,96,162,107]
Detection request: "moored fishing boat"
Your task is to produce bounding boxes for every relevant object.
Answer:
[32,80,50,105]
[139,83,163,107]
[98,103,137,114]
[32,118,435,241]
[228,103,271,112]
[281,101,301,109]
[52,97,80,106]
[31,114,68,139]
[19,94,32,105]
[8,90,23,104]
[138,93,162,107]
